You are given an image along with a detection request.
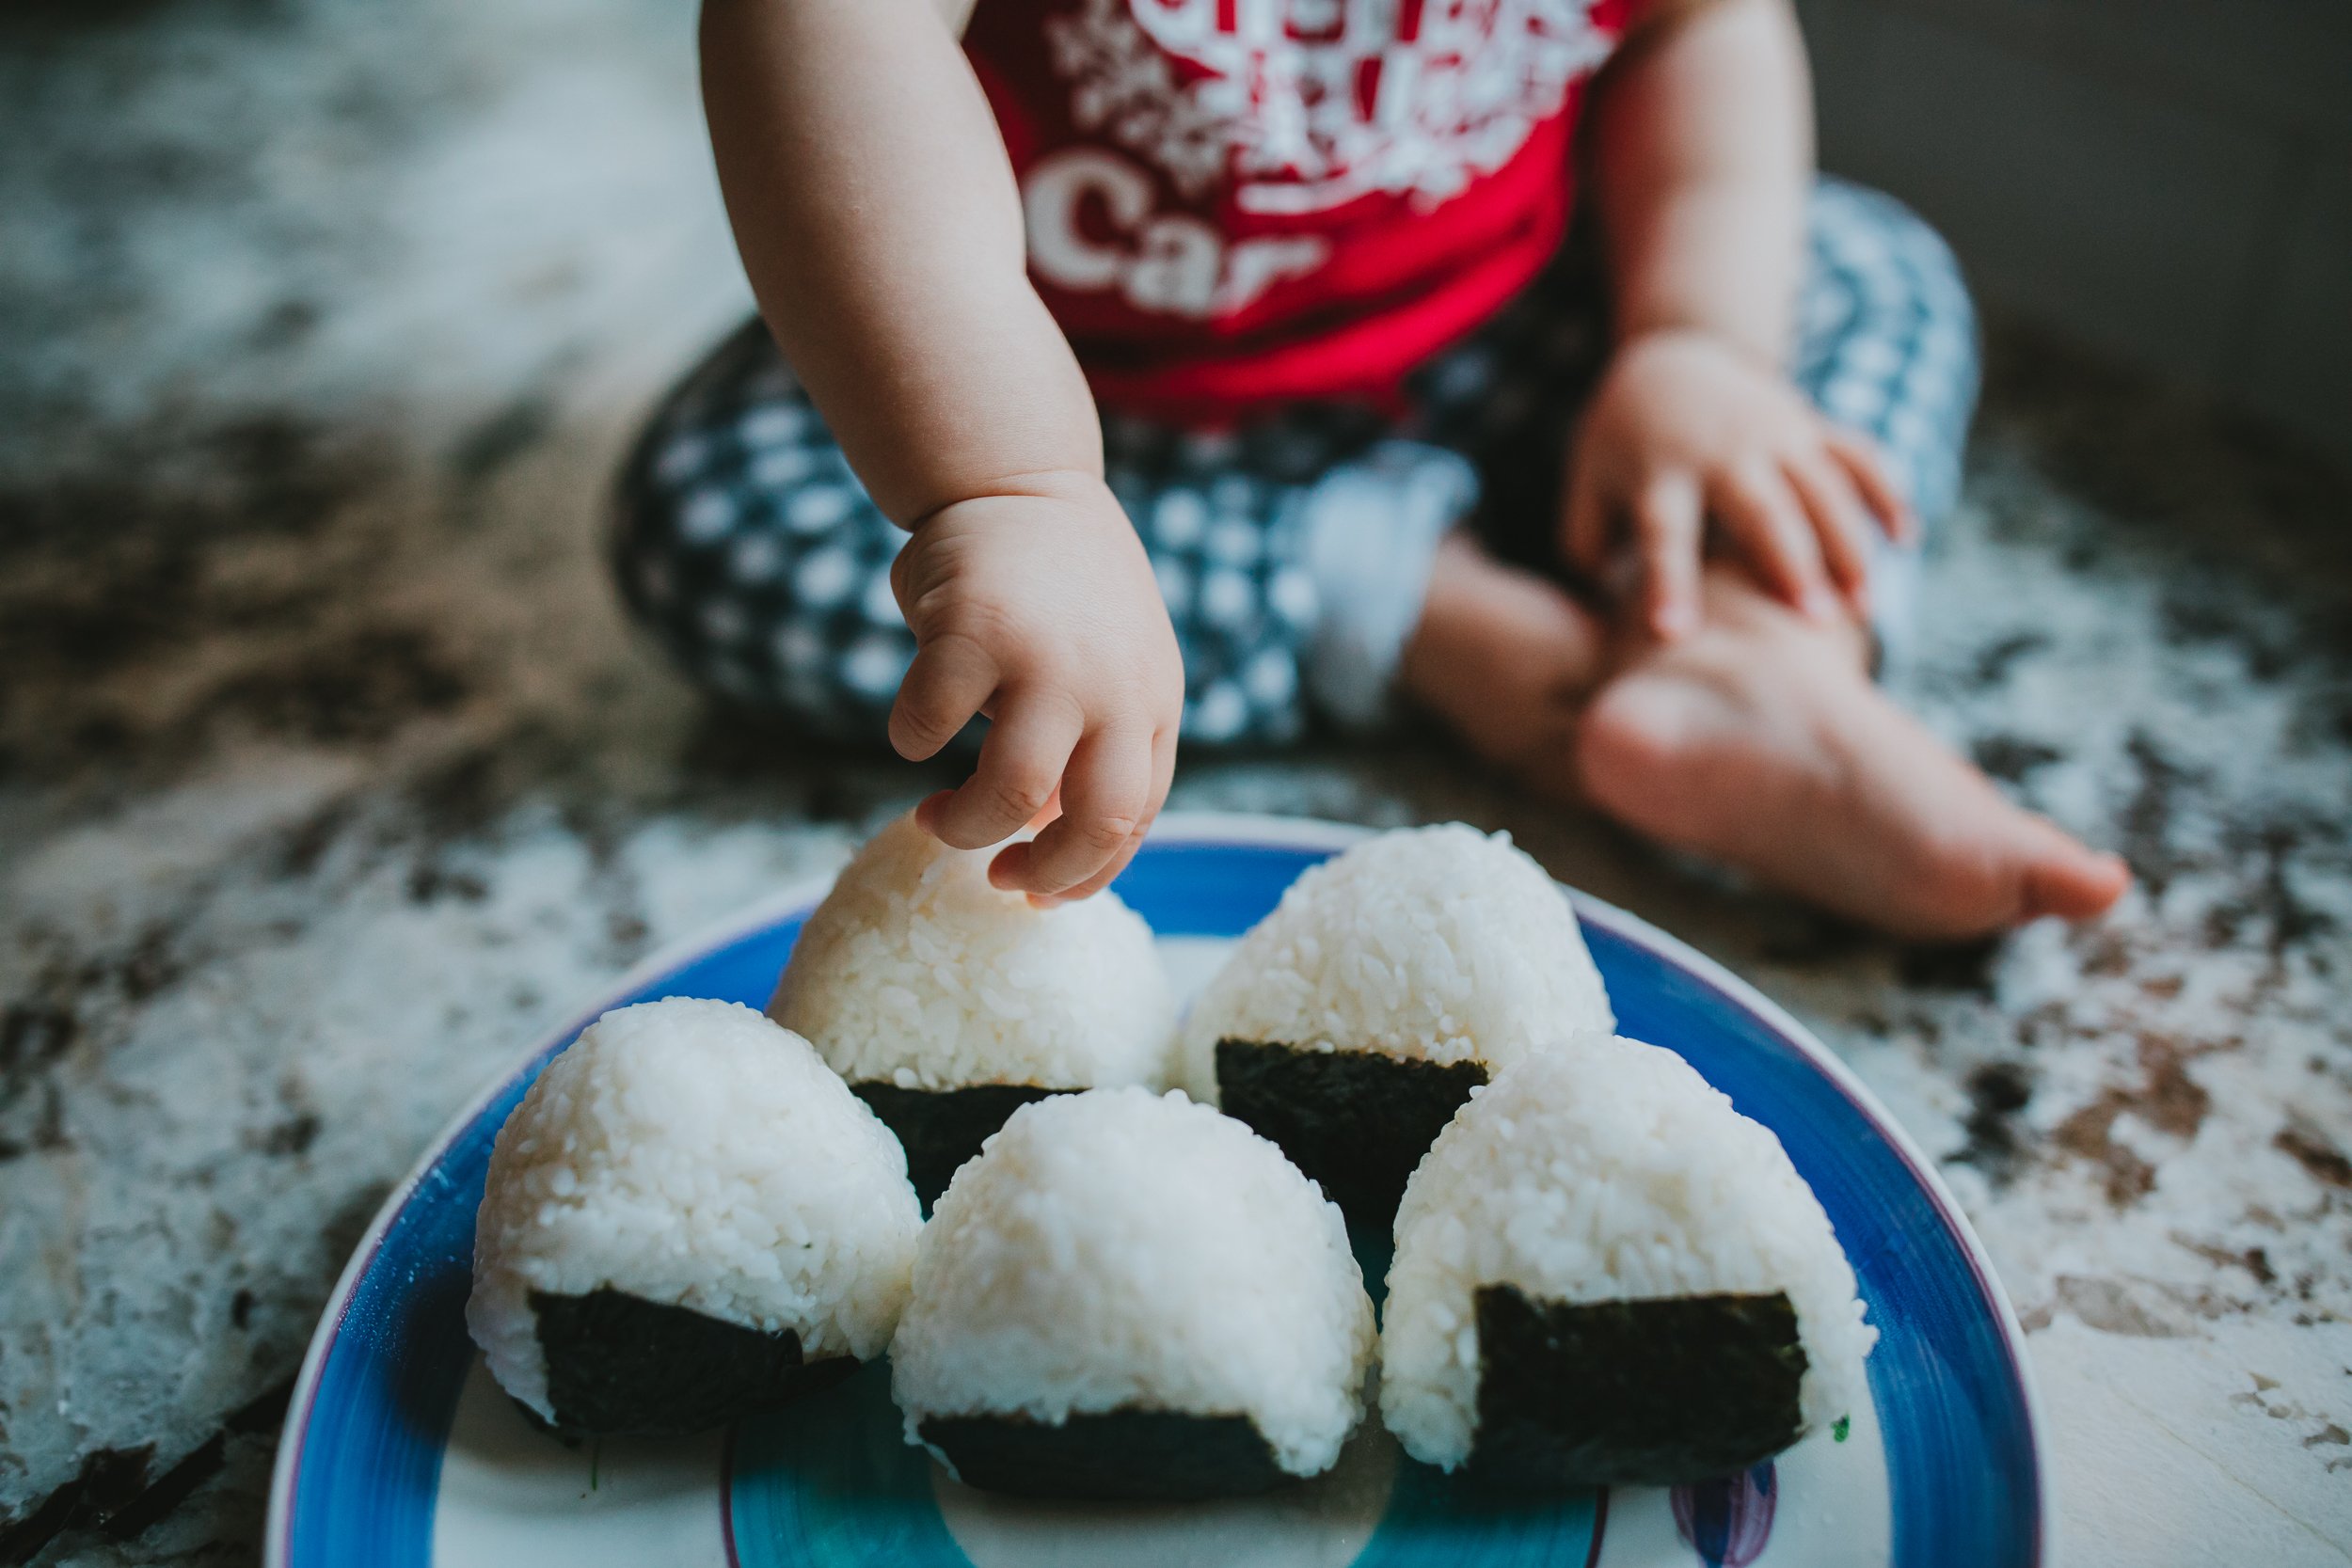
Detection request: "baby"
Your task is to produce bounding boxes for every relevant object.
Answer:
[617,0,2129,938]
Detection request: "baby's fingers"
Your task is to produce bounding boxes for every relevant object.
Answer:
[1783,452,1874,616]
[889,632,998,762]
[1057,727,1177,902]
[1823,425,1915,544]
[928,691,1083,850]
[992,721,1153,897]
[1711,465,1837,622]
[1041,726,1175,904]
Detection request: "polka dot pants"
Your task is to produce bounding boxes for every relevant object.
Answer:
[612,178,1978,745]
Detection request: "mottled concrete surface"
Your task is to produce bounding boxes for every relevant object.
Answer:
[2,2,2349,1563]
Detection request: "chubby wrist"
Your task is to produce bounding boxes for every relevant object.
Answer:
[905,467,1119,532]
[1612,319,1781,374]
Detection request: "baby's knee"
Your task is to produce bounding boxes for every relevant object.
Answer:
[612,487,909,732]
[1809,176,1976,328]
[610,341,910,731]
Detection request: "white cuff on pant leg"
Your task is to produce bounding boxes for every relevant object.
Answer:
[1299,440,1481,731]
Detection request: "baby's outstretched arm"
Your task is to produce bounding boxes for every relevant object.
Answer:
[1565,0,1910,639]
[702,0,1182,900]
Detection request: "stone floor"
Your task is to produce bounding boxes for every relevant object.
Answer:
[2,1,2349,1563]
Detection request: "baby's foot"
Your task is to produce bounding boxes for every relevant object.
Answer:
[1398,532,1609,772]
[1572,570,2128,939]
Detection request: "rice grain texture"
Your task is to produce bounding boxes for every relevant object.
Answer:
[1379,1037,1875,1469]
[771,814,1176,1093]
[467,998,922,1421]
[891,1087,1375,1478]
[1180,823,1613,1097]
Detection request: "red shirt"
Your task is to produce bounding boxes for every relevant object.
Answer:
[966,0,1643,417]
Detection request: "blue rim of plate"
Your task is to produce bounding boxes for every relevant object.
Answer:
[264,812,2052,1568]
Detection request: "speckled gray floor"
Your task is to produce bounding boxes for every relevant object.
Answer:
[3,2,2349,1564]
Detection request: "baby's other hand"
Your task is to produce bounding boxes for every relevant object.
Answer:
[888,473,1183,903]
[1563,327,1913,640]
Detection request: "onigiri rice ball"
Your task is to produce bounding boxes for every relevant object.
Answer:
[1380,1037,1876,1487]
[1181,823,1613,1225]
[467,998,921,1436]
[771,813,1177,1206]
[891,1087,1375,1500]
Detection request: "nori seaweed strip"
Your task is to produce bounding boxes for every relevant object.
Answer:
[1467,1285,1807,1488]
[850,1082,1069,1210]
[532,1288,857,1437]
[1215,1038,1486,1227]
[920,1408,1292,1500]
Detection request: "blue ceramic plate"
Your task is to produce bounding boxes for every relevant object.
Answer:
[266,815,2051,1568]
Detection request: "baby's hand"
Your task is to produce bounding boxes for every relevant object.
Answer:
[889,473,1183,903]
[1563,327,1912,639]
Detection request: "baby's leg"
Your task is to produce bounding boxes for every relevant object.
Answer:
[1106,419,1486,744]
[613,323,1481,748]
[613,321,919,738]
[1393,183,2124,935]
[1788,176,1982,674]
[1397,534,1612,777]
[1390,254,1620,768]
[1572,185,2123,935]
[1578,565,2127,937]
